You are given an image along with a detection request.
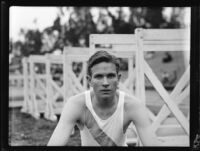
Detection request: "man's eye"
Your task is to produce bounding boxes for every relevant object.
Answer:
[107,74,116,78]
[95,75,103,79]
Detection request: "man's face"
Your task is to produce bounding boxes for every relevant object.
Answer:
[87,62,121,98]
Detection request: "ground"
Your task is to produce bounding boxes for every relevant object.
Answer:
[9,107,81,146]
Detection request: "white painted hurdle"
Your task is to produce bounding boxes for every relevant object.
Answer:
[63,47,89,101]
[9,62,24,101]
[89,28,190,146]
[135,28,190,146]
[9,75,23,99]
[45,54,64,121]
[20,54,65,121]
[21,55,46,119]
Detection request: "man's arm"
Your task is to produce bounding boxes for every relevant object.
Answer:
[47,97,81,146]
[127,97,164,146]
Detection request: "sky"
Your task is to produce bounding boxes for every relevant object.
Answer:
[9,7,59,42]
[9,7,191,42]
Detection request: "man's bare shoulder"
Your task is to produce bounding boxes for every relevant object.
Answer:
[123,92,149,124]
[65,91,86,108]
[124,93,143,111]
[61,91,87,117]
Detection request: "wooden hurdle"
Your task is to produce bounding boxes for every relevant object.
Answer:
[20,54,65,121]
[9,58,30,109]
[45,54,64,121]
[21,55,46,119]
[9,74,24,100]
[63,47,89,101]
[9,62,24,103]
[89,28,190,146]
[135,28,190,146]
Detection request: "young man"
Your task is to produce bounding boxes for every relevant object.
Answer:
[47,50,163,146]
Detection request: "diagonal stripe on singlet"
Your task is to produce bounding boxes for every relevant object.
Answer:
[84,108,117,146]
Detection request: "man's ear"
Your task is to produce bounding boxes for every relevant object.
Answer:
[117,73,121,81]
[86,75,92,85]
[117,73,121,89]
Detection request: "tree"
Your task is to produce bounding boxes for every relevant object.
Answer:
[166,7,188,28]
[11,7,188,57]
[51,7,187,50]
[20,29,43,56]
[144,7,165,28]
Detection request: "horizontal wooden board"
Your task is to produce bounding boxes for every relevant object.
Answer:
[64,47,90,55]
[9,75,23,80]
[47,55,63,63]
[156,125,186,136]
[157,135,189,146]
[90,34,136,45]
[141,29,190,40]
[143,44,190,51]
[29,55,47,63]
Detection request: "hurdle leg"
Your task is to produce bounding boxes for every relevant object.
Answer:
[21,58,29,113]
[30,59,40,119]
[44,59,57,121]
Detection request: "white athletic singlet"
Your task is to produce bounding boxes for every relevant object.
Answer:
[79,90,127,146]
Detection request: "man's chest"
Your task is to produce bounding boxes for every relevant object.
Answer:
[77,107,132,134]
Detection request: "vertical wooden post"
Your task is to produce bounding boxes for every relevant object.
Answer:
[21,57,28,113]
[45,55,50,119]
[27,59,32,114]
[63,50,75,135]
[82,62,87,90]
[63,50,71,103]
[29,58,34,115]
[135,28,146,104]
[89,35,95,49]
[45,55,57,121]
[128,58,134,94]
[29,58,40,119]
[63,52,67,104]
[62,54,66,105]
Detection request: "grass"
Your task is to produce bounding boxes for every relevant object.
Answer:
[9,107,81,146]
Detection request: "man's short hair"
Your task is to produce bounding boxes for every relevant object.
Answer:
[87,50,120,76]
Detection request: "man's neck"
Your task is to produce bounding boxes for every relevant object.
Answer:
[92,91,118,109]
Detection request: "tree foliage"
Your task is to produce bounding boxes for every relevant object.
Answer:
[10,7,189,57]
[20,29,43,56]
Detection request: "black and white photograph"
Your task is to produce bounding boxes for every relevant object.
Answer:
[6,6,199,148]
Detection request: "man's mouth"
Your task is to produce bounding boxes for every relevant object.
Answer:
[101,89,111,92]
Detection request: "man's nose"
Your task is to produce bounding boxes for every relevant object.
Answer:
[102,77,109,86]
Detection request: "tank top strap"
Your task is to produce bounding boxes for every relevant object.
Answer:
[85,90,93,111]
[118,90,125,108]
[85,90,101,123]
